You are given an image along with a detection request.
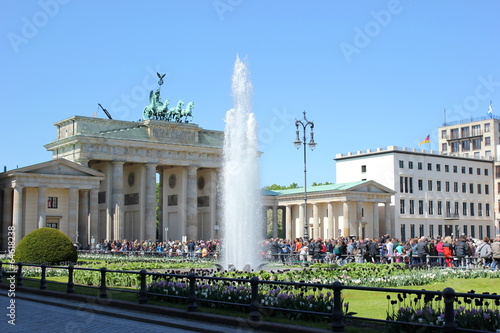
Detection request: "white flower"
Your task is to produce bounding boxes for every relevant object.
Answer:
[418,318,423,323]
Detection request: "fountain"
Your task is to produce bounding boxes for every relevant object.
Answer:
[221,55,263,270]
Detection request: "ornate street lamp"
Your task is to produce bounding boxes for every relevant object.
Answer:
[293,111,316,240]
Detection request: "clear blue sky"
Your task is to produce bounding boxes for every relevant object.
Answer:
[1,1,499,187]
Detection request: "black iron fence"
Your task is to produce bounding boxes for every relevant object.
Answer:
[1,261,499,333]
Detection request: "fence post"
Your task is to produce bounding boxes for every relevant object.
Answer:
[138,269,148,304]
[40,264,47,290]
[67,265,75,294]
[249,276,261,322]
[331,281,345,332]
[16,263,23,287]
[442,287,457,333]
[0,261,3,283]
[99,267,107,298]
[187,272,198,312]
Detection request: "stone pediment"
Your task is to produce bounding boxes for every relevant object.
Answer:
[10,159,103,178]
[348,181,395,194]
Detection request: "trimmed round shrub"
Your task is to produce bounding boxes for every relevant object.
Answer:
[14,227,78,264]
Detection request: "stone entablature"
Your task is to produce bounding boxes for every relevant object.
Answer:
[336,145,494,161]
[44,116,223,167]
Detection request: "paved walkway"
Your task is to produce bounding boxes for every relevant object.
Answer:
[0,289,267,333]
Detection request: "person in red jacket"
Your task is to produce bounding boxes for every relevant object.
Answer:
[442,236,454,267]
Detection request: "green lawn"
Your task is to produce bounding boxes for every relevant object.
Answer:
[344,277,500,320]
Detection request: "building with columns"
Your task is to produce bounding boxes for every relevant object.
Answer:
[263,180,394,240]
[0,115,223,250]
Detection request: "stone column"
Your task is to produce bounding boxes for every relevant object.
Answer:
[384,202,391,237]
[356,201,363,238]
[112,161,124,241]
[2,188,13,250]
[37,186,47,229]
[68,187,78,243]
[209,169,218,239]
[298,204,305,240]
[313,204,319,239]
[13,185,23,244]
[342,201,350,238]
[272,206,278,238]
[186,166,198,240]
[145,164,157,241]
[158,169,164,241]
[372,202,380,239]
[89,189,99,247]
[327,202,334,239]
[79,190,89,247]
[285,206,292,240]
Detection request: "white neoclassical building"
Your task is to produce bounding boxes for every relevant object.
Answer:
[263,180,394,240]
[0,115,224,250]
[335,146,496,240]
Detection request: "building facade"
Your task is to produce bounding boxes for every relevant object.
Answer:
[263,181,394,240]
[0,116,224,250]
[438,115,500,236]
[335,146,495,240]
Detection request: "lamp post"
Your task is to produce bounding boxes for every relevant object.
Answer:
[293,111,316,241]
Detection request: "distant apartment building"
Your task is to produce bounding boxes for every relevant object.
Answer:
[438,116,500,235]
[335,146,495,241]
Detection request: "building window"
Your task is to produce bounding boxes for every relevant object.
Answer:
[485,184,490,194]
[48,197,58,209]
[446,201,451,215]
[399,160,404,168]
[427,163,432,171]
[418,179,423,191]
[418,162,423,170]
[462,140,470,151]
[464,225,468,237]
[454,182,458,192]
[453,165,458,173]
[437,200,442,215]
[445,165,449,172]
[454,202,459,215]
[486,150,492,158]
[445,181,450,192]
[486,203,490,216]
[441,129,447,138]
[485,123,490,132]
[469,183,474,194]
[485,137,491,146]
[408,161,413,169]
[47,223,58,229]
[472,125,481,136]
[400,176,404,192]
[471,225,476,238]
[400,199,405,214]
[470,202,475,216]
[410,224,415,238]
[441,143,447,152]
[478,203,483,216]
[479,225,483,240]
[478,183,482,194]
[409,200,415,214]
[461,166,466,174]
[485,168,489,176]
[451,142,460,152]
[472,138,481,150]
[438,224,443,237]
[401,224,406,241]
[436,164,441,172]
[437,180,442,191]
[477,168,481,175]
[487,225,491,239]
[419,224,425,238]
[461,126,470,137]
[429,225,434,238]
[418,200,424,215]
[468,167,473,175]
[450,128,459,139]
[462,202,467,216]
[428,180,433,191]
[361,165,366,173]
[462,182,466,193]
[428,200,434,215]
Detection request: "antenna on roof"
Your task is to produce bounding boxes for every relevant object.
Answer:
[98,103,112,120]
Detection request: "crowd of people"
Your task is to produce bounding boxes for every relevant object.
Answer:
[84,234,500,269]
[262,234,500,269]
